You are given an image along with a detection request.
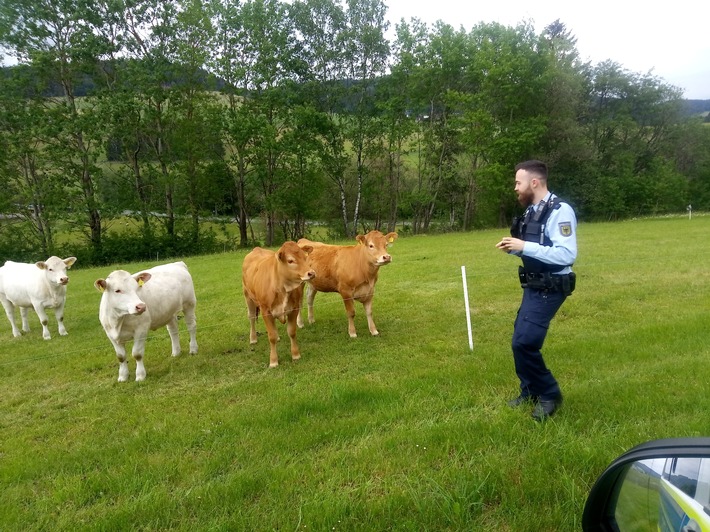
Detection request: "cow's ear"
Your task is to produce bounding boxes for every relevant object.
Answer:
[95,279,107,292]
[386,232,398,245]
[356,234,366,245]
[277,249,286,263]
[134,272,151,286]
[64,257,77,268]
[301,245,313,255]
[35,261,47,270]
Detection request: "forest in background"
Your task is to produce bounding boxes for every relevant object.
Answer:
[1,0,709,265]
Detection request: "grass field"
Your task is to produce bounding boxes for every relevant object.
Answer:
[1,215,709,531]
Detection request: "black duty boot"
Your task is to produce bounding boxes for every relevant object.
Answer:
[531,395,563,421]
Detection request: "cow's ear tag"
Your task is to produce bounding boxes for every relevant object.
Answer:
[388,237,394,243]
[138,279,144,287]
[98,285,105,293]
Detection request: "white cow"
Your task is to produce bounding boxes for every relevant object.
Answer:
[94,261,198,382]
[0,256,77,339]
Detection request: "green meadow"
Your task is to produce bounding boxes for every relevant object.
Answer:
[1,215,709,531]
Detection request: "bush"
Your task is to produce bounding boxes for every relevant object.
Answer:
[68,226,231,267]
[0,220,38,263]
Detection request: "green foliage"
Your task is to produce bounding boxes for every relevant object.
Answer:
[1,216,709,530]
[1,0,709,263]
[0,220,38,262]
[84,225,224,265]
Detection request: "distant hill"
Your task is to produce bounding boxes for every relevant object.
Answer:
[684,99,710,118]
[0,63,229,98]
[2,64,709,120]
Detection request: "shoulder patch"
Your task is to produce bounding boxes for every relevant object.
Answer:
[559,221,573,237]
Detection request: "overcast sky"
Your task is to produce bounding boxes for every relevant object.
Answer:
[385,0,710,99]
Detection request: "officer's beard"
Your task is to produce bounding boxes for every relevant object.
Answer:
[517,189,534,207]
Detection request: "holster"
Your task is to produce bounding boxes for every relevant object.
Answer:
[519,267,576,296]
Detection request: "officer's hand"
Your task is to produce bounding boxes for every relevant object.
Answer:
[496,237,524,252]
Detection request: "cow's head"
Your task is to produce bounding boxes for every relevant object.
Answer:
[278,241,316,282]
[36,256,77,286]
[94,270,152,316]
[356,231,398,266]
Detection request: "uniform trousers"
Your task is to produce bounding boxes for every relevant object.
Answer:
[512,287,566,401]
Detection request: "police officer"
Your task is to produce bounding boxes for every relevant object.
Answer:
[495,160,577,421]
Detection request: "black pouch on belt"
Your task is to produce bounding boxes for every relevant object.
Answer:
[561,272,576,296]
[518,266,528,288]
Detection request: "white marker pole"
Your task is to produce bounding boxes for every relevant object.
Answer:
[461,266,474,351]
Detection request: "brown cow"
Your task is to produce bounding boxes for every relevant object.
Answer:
[242,241,315,368]
[297,230,398,338]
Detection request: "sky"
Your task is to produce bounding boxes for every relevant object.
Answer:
[384,0,710,100]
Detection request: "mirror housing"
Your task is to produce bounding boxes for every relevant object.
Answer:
[583,438,710,531]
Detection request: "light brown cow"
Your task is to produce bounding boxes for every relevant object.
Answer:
[297,230,398,338]
[242,241,315,368]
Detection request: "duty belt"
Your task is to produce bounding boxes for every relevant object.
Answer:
[518,267,576,295]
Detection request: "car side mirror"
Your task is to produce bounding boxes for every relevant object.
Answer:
[583,438,710,531]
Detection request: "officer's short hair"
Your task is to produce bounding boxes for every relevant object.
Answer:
[515,160,548,181]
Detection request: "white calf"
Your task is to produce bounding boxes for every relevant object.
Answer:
[0,256,77,339]
[94,261,198,382]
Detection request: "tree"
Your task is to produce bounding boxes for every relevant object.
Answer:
[0,2,706,259]
[290,0,350,236]
[392,21,467,233]
[0,0,110,257]
[338,0,389,236]
[210,0,302,246]
[466,22,550,226]
[584,61,687,218]
[372,18,425,232]
[670,119,710,210]
[274,104,330,240]
[168,0,218,243]
[0,68,67,256]
[209,0,256,246]
[536,20,593,210]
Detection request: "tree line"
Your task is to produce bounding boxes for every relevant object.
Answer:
[1,0,709,265]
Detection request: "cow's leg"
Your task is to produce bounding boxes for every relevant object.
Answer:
[166,316,181,356]
[183,304,198,355]
[306,284,317,325]
[20,306,31,334]
[132,333,148,381]
[262,314,280,368]
[362,297,379,336]
[341,291,357,338]
[1,296,22,337]
[287,308,301,362]
[110,339,130,382]
[245,295,258,345]
[55,301,68,336]
[31,300,52,340]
